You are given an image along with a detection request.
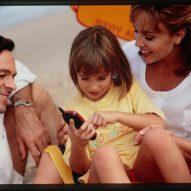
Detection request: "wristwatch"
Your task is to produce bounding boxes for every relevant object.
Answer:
[14,100,34,107]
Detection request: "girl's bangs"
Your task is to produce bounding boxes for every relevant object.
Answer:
[76,50,114,75]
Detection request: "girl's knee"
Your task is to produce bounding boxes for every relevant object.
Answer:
[93,146,118,166]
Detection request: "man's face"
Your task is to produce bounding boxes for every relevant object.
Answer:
[0,50,16,113]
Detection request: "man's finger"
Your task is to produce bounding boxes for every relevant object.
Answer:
[29,143,41,160]
[41,133,51,148]
[17,136,27,160]
[33,155,40,167]
[35,140,46,154]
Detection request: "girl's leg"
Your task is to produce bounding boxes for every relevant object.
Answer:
[134,127,191,183]
[88,146,130,183]
[33,152,63,184]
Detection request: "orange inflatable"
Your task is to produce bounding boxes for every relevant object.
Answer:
[71,5,135,41]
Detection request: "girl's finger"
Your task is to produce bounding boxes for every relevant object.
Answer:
[78,121,89,134]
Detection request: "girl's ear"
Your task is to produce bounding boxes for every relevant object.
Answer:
[174,28,186,45]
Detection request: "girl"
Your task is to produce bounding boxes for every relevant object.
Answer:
[33,25,165,184]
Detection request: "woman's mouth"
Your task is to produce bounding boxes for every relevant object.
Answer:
[140,49,151,56]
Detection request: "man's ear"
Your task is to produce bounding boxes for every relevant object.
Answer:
[174,28,186,45]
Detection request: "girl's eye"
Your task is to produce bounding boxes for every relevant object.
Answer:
[81,77,89,80]
[98,77,106,80]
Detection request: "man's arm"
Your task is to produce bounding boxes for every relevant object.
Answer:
[12,60,51,165]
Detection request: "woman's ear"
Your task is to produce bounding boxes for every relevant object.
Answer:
[174,28,186,45]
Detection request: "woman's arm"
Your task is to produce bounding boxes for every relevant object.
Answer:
[173,135,191,161]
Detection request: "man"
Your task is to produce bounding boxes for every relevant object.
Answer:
[0,35,23,183]
[0,35,67,183]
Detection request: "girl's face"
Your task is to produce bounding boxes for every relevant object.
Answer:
[77,70,112,101]
[133,11,178,64]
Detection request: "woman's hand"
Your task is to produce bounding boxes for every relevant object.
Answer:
[134,124,167,145]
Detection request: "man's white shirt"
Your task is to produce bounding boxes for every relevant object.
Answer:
[0,60,36,184]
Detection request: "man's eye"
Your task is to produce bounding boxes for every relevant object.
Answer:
[0,75,5,79]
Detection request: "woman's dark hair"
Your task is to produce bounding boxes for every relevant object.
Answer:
[130,5,191,75]
[0,36,15,53]
[69,25,132,99]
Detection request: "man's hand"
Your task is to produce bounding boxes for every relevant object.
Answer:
[57,118,68,144]
[15,106,51,166]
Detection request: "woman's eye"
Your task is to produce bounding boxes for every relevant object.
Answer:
[145,36,154,41]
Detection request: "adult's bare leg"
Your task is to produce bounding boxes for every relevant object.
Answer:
[134,128,191,183]
[32,84,63,145]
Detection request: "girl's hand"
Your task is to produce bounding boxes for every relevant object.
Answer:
[88,111,117,128]
[67,119,96,146]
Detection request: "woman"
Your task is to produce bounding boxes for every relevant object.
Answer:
[121,5,191,182]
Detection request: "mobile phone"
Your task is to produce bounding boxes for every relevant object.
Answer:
[58,107,96,140]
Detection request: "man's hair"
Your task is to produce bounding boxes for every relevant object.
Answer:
[0,36,15,53]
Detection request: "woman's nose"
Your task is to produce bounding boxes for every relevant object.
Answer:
[135,33,144,48]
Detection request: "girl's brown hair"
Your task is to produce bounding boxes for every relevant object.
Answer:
[69,25,132,99]
[130,5,191,75]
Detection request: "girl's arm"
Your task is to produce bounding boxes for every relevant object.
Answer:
[68,120,95,174]
[89,111,165,131]
[114,112,165,131]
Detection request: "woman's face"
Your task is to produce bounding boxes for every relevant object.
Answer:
[77,70,112,101]
[133,11,178,64]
